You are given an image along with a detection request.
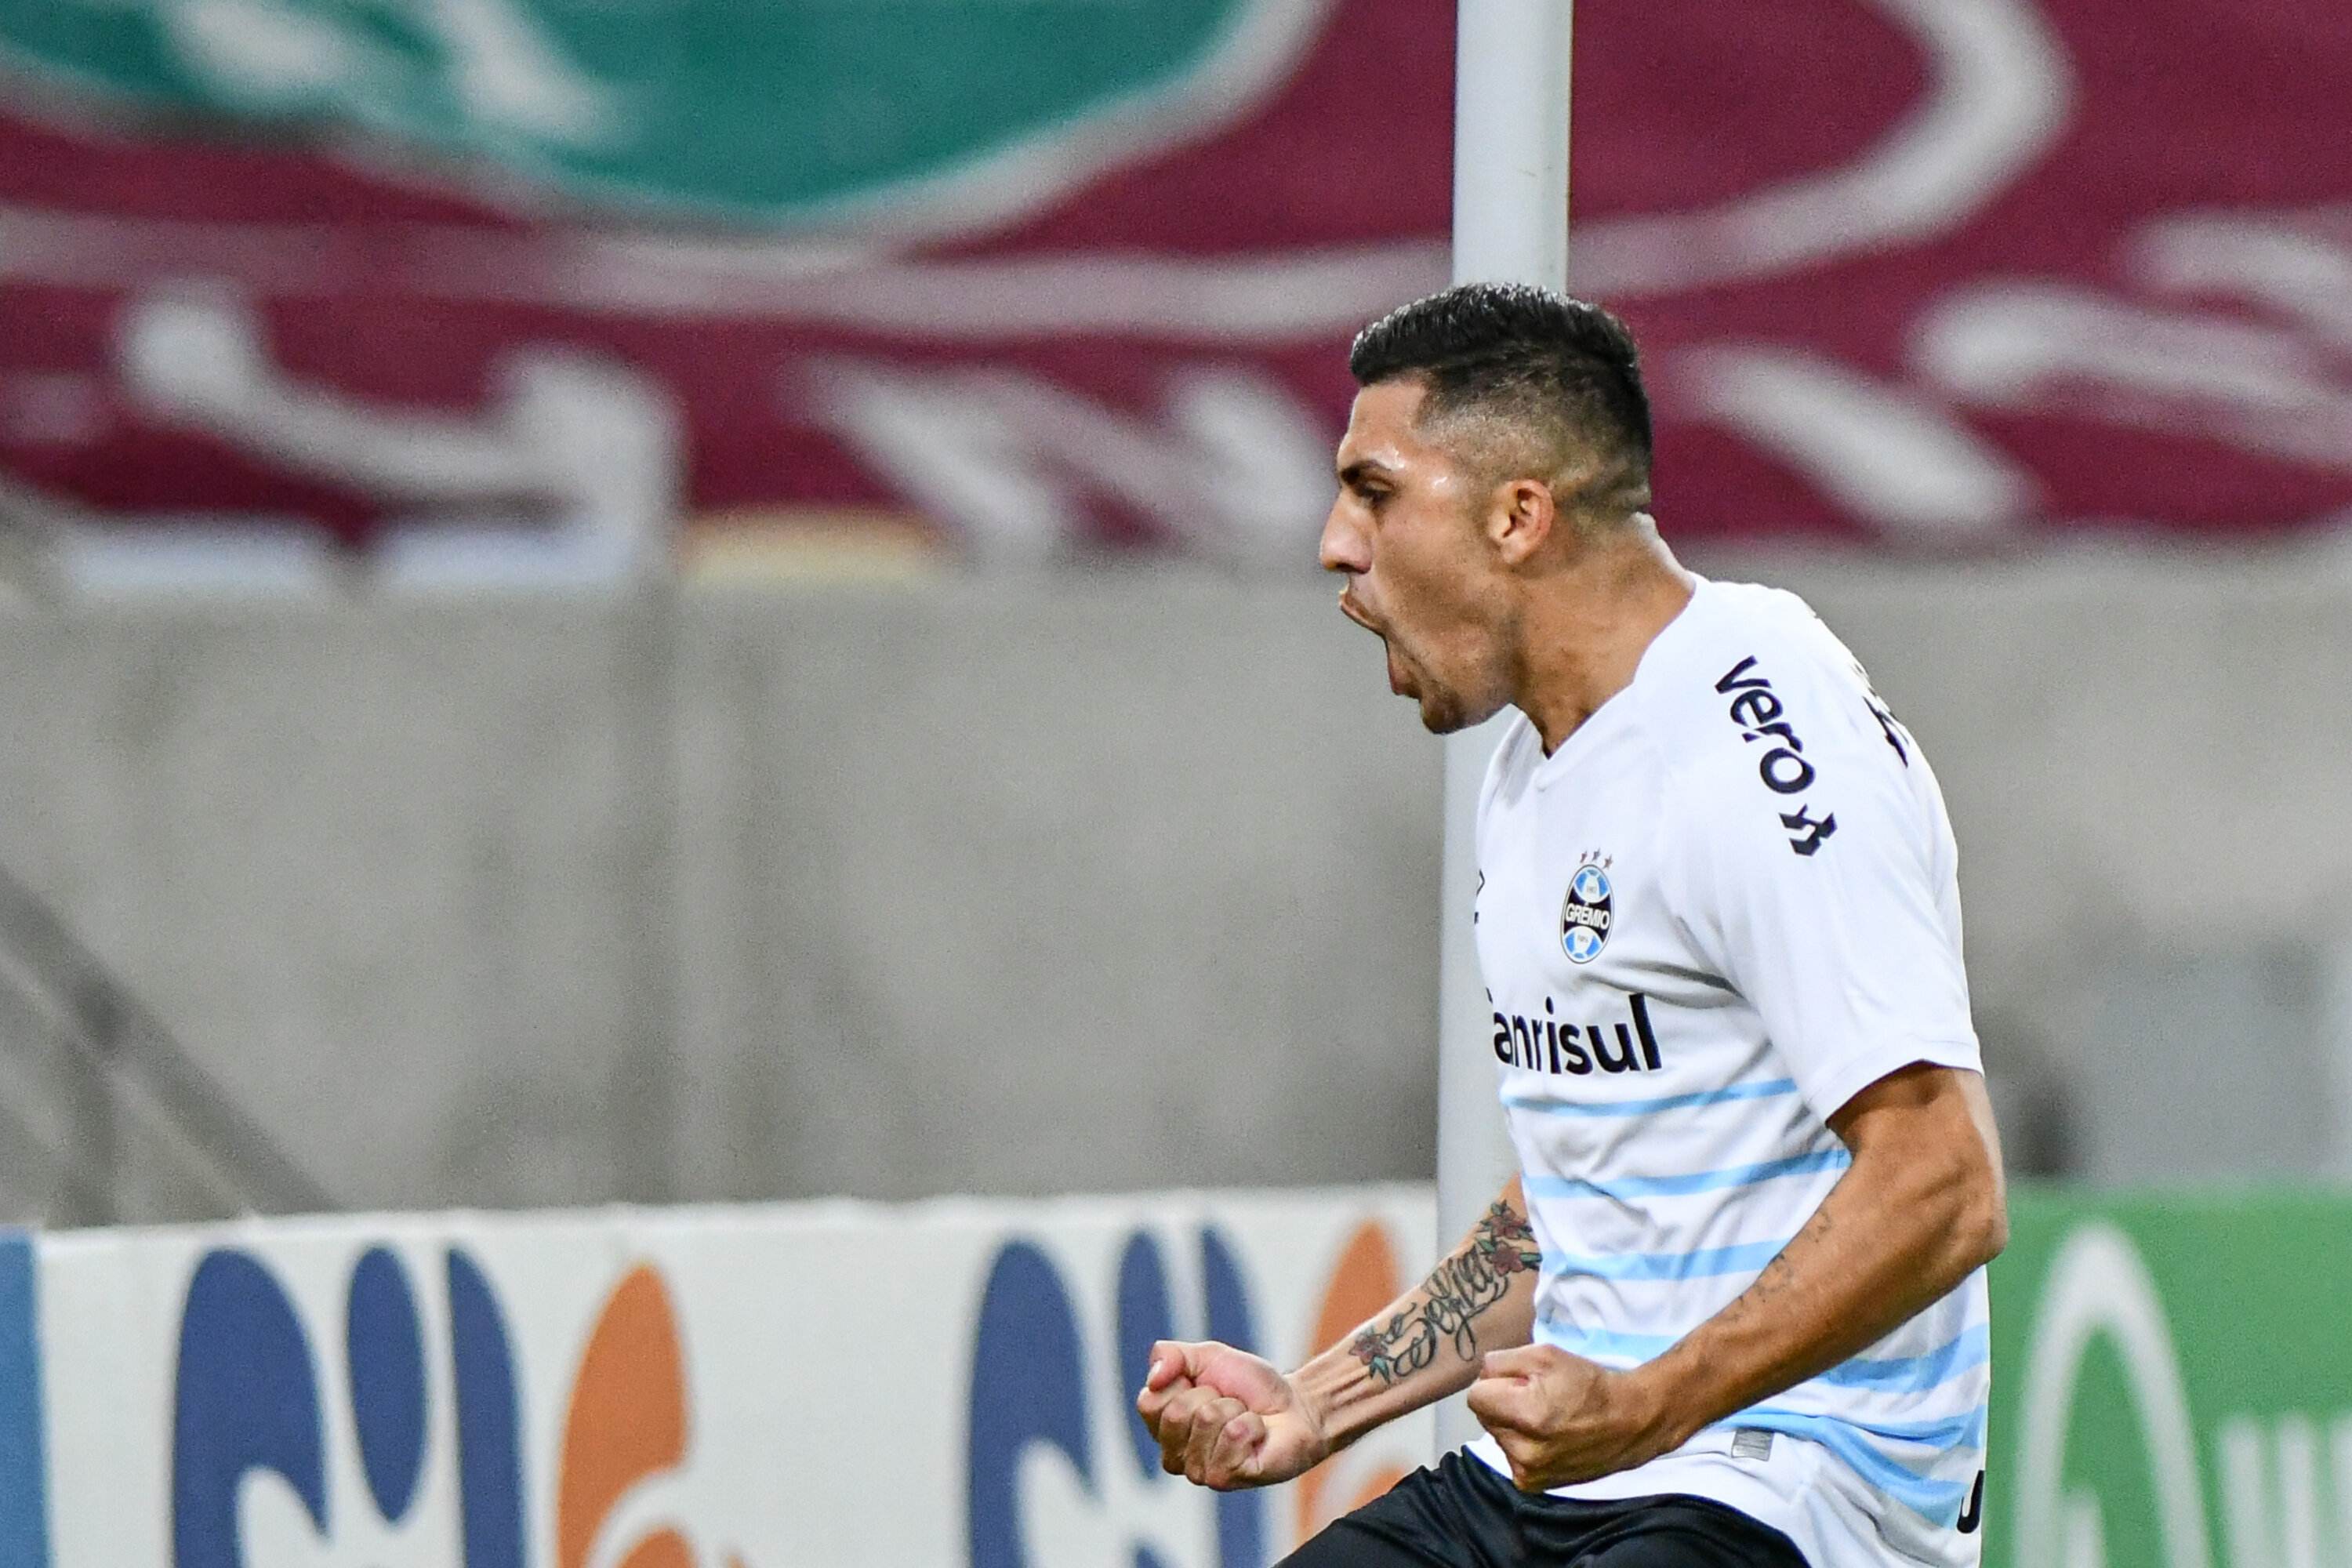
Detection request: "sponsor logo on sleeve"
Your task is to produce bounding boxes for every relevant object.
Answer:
[1715,655,1838,857]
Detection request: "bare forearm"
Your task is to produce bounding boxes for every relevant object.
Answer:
[1631,1136,2002,1444]
[1295,1181,1542,1450]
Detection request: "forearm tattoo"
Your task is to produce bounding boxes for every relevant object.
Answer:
[1349,1201,1543,1386]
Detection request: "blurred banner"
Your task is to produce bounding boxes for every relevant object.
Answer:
[3,1187,2351,1565]
[0,0,2350,584]
[9,1189,1440,1566]
[1987,1191,2352,1568]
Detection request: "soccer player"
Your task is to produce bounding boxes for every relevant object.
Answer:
[1136,284,2005,1567]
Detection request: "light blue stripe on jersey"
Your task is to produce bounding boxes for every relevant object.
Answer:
[1534,1316,1674,1361]
[1539,1316,1992,1397]
[1813,1323,1992,1394]
[1534,1326,1665,1363]
[1503,1077,1798,1117]
[1524,1149,1851,1201]
[1825,1404,1991,1450]
[1721,1407,1983,1526]
[1542,1239,1789,1283]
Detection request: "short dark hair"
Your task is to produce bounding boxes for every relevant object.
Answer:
[1348,282,1653,517]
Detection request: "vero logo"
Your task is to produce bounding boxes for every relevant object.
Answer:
[172,1243,747,1568]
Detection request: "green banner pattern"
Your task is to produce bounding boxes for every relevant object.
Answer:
[0,0,1265,222]
[1987,1189,2352,1568]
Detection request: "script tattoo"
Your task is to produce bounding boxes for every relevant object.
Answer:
[1349,1201,1543,1386]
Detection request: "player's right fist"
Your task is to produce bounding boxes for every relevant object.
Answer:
[1135,1340,1331,1490]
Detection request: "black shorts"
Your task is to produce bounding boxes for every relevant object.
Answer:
[1279,1450,1810,1568]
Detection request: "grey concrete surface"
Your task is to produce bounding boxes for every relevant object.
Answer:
[669,575,1442,1203]
[0,546,2347,1216]
[0,601,652,1211]
[0,575,1444,1214]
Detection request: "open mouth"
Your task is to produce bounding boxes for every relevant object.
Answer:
[1338,589,1413,695]
[1385,641,1411,695]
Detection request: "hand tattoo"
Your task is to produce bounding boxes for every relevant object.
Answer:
[1350,1202,1543,1386]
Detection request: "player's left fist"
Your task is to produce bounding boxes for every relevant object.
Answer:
[1467,1345,1682,1492]
[1135,1340,1331,1490]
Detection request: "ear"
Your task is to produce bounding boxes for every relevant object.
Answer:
[1485,477,1557,566]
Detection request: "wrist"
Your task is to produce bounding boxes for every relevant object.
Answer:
[1291,1370,1339,1455]
[1619,1359,1706,1460]
[1288,1355,1359,1456]
[1290,1338,1410,1457]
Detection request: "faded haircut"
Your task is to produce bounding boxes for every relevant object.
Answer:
[1348,282,1653,521]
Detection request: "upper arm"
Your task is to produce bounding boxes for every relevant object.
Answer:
[1829,1062,2009,1254]
[1829,1061,2003,1171]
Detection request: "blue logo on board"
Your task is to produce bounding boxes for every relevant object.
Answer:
[967,1225,1266,1568]
[172,1246,527,1568]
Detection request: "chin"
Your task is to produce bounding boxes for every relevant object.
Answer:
[1416,691,1468,735]
[1417,688,1508,736]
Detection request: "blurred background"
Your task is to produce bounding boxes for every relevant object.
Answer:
[0,0,2347,1232]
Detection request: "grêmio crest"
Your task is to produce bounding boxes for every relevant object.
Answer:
[1561,852,1614,964]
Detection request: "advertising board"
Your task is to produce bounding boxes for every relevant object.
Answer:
[1985,1192,2352,1568]
[2,1188,2348,1563]
[7,1189,1436,1566]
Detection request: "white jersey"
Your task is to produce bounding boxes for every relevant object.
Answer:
[1464,576,1988,1567]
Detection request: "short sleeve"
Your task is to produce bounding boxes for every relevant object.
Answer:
[1669,731,1983,1126]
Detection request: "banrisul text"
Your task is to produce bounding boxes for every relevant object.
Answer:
[1493,993,1664,1075]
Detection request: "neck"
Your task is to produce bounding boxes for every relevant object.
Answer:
[1511,517,1696,754]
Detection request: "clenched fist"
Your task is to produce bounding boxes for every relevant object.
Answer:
[1467,1344,1682,1492]
[1134,1340,1333,1490]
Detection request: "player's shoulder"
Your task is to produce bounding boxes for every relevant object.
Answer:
[1635,577,1902,816]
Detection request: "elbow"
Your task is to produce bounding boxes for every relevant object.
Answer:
[1972,1184,2009,1269]
[1897,1142,2005,1281]
[1951,1159,2009,1273]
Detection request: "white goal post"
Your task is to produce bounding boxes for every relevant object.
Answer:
[1434,0,1574,1452]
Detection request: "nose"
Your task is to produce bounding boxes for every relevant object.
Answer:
[1319,495,1368,577]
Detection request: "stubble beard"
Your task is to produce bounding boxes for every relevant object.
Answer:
[1417,684,1468,735]
[1410,627,1514,735]
[1393,635,1508,736]
[1421,687,1515,736]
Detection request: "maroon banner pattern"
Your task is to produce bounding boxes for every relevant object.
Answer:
[2,0,2349,580]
